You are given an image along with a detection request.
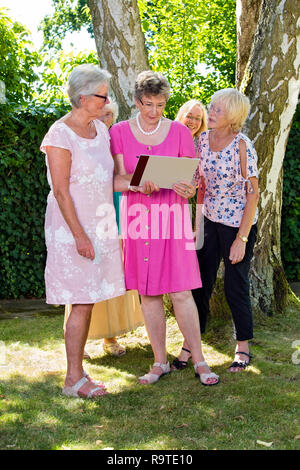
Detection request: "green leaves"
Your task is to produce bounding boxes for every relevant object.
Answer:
[39,0,93,51]
[281,106,300,281]
[137,0,236,117]
[0,9,40,107]
[0,103,68,298]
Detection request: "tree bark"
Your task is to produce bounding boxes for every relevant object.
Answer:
[88,0,149,121]
[241,0,300,315]
[236,0,263,88]
[211,0,300,320]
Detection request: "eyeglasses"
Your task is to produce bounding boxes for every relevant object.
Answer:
[139,99,166,110]
[209,104,224,115]
[93,94,109,103]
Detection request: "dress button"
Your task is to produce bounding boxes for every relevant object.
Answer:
[145,242,149,246]
[147,146,151,150]
[147,194,151,198]
[145,225,149,230]
[144,257,148,262]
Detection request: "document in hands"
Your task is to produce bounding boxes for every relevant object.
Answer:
[130,154,199,190]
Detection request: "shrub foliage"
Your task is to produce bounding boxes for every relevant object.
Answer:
[0,102,69,298]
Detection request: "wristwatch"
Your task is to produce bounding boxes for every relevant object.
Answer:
[238,234,248,243]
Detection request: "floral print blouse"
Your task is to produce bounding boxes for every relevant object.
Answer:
[197,131,258,228]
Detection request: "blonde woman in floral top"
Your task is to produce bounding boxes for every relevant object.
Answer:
[173,88,259,373]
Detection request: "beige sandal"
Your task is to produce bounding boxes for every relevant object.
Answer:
[83,370,106,390]
[103,341,126,357]
[139,362,171,385]
[194,361,219,386]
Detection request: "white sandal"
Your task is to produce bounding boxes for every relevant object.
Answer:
[62,376,107,398]
[194,361,219,386]
[139,362,171,385]
[83,370,106,389]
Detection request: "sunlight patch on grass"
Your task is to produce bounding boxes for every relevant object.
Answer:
[1,342,66,377]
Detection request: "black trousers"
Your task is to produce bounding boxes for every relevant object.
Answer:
[192,217,257,341]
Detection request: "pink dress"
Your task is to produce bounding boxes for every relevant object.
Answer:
[110,120,202,295]
[41,119,125,305]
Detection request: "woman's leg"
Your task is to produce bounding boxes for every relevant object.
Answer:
[220,224,257,370]
[192,217,222,334]
[170,290,218,384]
[64,303,106,394]
[139,295,167,383]
[176,218,221,365]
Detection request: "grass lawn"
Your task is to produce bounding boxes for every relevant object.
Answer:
[0,300,300,451]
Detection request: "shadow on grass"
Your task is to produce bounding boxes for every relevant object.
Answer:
[1,351,300,451]
[1,304,300,450]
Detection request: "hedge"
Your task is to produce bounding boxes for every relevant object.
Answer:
[281,105,300,281]
[0,101,69,298]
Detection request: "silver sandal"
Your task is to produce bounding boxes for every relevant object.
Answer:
[139,362,171,385]
[62,376,107,398]
[194,361,219,386]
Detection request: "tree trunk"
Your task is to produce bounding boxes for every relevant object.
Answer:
[211,0,300,320]
[236,0,263,88]
[88,0,149,121]
[241,0,300,315]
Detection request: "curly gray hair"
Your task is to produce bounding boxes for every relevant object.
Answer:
[134,70,170,102]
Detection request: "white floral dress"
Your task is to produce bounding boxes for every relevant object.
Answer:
[40,119,125,304]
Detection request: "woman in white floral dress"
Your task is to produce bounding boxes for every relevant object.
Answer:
[40,64,127,398]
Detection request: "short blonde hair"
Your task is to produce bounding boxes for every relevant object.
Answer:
[175,99,208,137]
[103,98,119,124]
[67,64,111,108]
[209,88,250,132]
[134,70,170,102]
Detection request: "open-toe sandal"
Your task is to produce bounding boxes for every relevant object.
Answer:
[62,376,108,399]
[171,347,191,370]
[228,351,252,372]
[194,361,219,386]
[83,370,106,389]
[103,341,126,357]
[139,362,171,385]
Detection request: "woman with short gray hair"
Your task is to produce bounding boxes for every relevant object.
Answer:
[40,64,126,399]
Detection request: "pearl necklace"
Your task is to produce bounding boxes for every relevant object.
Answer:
[136,112,162,136]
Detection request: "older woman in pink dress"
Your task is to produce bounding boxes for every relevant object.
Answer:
[110,71,219,386]
[41,64,128,399]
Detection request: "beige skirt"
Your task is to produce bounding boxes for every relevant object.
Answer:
[64,290,144,339]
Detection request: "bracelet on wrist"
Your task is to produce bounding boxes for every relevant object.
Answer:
[238,234,248,243]
[128,184,139,192]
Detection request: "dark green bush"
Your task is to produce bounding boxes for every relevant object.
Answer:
[281,104,300,281]
[0,101,69,298]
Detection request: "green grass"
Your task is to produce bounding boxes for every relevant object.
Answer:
[0,302,300,450]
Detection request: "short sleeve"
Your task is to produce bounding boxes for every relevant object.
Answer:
[109,122,124,156]
[240,135,258,179]
[40,122,72,154]
[177,122,196,158]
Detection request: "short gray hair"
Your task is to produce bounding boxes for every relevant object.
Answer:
[67,64,111,108]
[134,70,170,102]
